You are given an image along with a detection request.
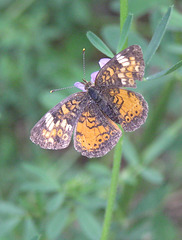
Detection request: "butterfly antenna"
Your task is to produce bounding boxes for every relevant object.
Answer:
[50,86,75,93]
[82,48,86,81]
[51,48,86,93]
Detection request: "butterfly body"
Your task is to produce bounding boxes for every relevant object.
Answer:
[30,45,148,158]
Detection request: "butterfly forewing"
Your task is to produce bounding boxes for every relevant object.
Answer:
[30,92,88,150]
[95,45,145,88]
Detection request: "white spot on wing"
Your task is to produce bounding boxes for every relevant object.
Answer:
[61,119,67,128]
[56,120,60,127]
[122,62,130,67]
[116,54,128,64]
[48,137,54,143]
[121,79,127,85]
[45,113,54,129]
[48,121,54,131]
[66,124,72,131]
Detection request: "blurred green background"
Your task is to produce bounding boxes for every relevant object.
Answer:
[1,0,182,239]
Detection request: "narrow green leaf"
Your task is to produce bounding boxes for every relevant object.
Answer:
[30,235,41,240]
[86,162,110,177]
[144,6,173,65]
[86,31,114,58]
[122,222,150,240]
[117,14,133,53]
[46,208,69,239]
[24,218,38,240]
[20,182,59,193]
[167,7,182,31]
[119,0,128,49]
[0,217,21,237]
[81,196,107,210]
[128,0,171,17]
[142,79,175,147]
[123,136,140,166]
[143,118,182,164]
[146,59,182,81]
[22,163,50,181]
[21,164,60,191]
[46,193,65,213]
[76,208,102,240]
[152,214,178,240]
[130,187,168,219]
[140,168,164,184]
[0,201,24,216]
[101,25,120,53]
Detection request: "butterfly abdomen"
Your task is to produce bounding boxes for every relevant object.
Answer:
[88,87,119,123]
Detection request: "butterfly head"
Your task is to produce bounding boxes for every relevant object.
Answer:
[74,57,111,92]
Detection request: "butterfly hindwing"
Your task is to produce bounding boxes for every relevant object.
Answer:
[74,100,122,158]
[95,45,145,88]
[100,87,148,132]
[30,92,87,150]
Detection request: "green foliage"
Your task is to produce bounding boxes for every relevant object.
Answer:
[1,0,182,239]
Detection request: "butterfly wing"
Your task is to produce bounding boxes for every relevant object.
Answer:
[101,88,148,132]
[95,45,145,88]
[30,92,88,150]
[74,100,122,158]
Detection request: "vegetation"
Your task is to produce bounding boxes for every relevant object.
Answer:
[0,0,182,239]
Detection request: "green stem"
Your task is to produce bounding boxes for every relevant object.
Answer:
[120,0,128,49]
[100,130,124,240]
[100,1,128,239]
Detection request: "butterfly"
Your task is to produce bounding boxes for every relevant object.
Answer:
[30,45,148,158]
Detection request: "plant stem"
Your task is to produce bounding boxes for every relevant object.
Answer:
[100,130,124,240]
[100,1,128,239]
[120,0,128,49]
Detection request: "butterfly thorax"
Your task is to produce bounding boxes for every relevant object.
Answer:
[88,86,120,123]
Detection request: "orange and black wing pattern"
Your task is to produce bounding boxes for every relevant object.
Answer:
[30,92,87,150]
[95,45,145,88]
[101,88,148,132]
[74,101,122,158]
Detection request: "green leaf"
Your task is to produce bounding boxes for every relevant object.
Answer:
[0,217,21,237]
[140,168,164,184]
[20,182,59,193]
[144,6,173,65]
[122,221,151,240]
[128,0,171,17]
[86,31,114,58]
[21,164,60,192]
[117,14,133,53]
[142,80,175,147]
[152,213,178,240]
[76,208,102,240]
[30,236,41,240]
[46,193,65,213]
[146,59,182,81]
[81,196,107,210]
[24,218,38,240]
[22,163,50,180]
[0,201,24,216]
[123,137,140,166]
[130,186,169,219]
[166,7,182,31]
[86,162,110,177]
[46,208,69,239]
[101,24,120,53]
[143,118,182,164]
